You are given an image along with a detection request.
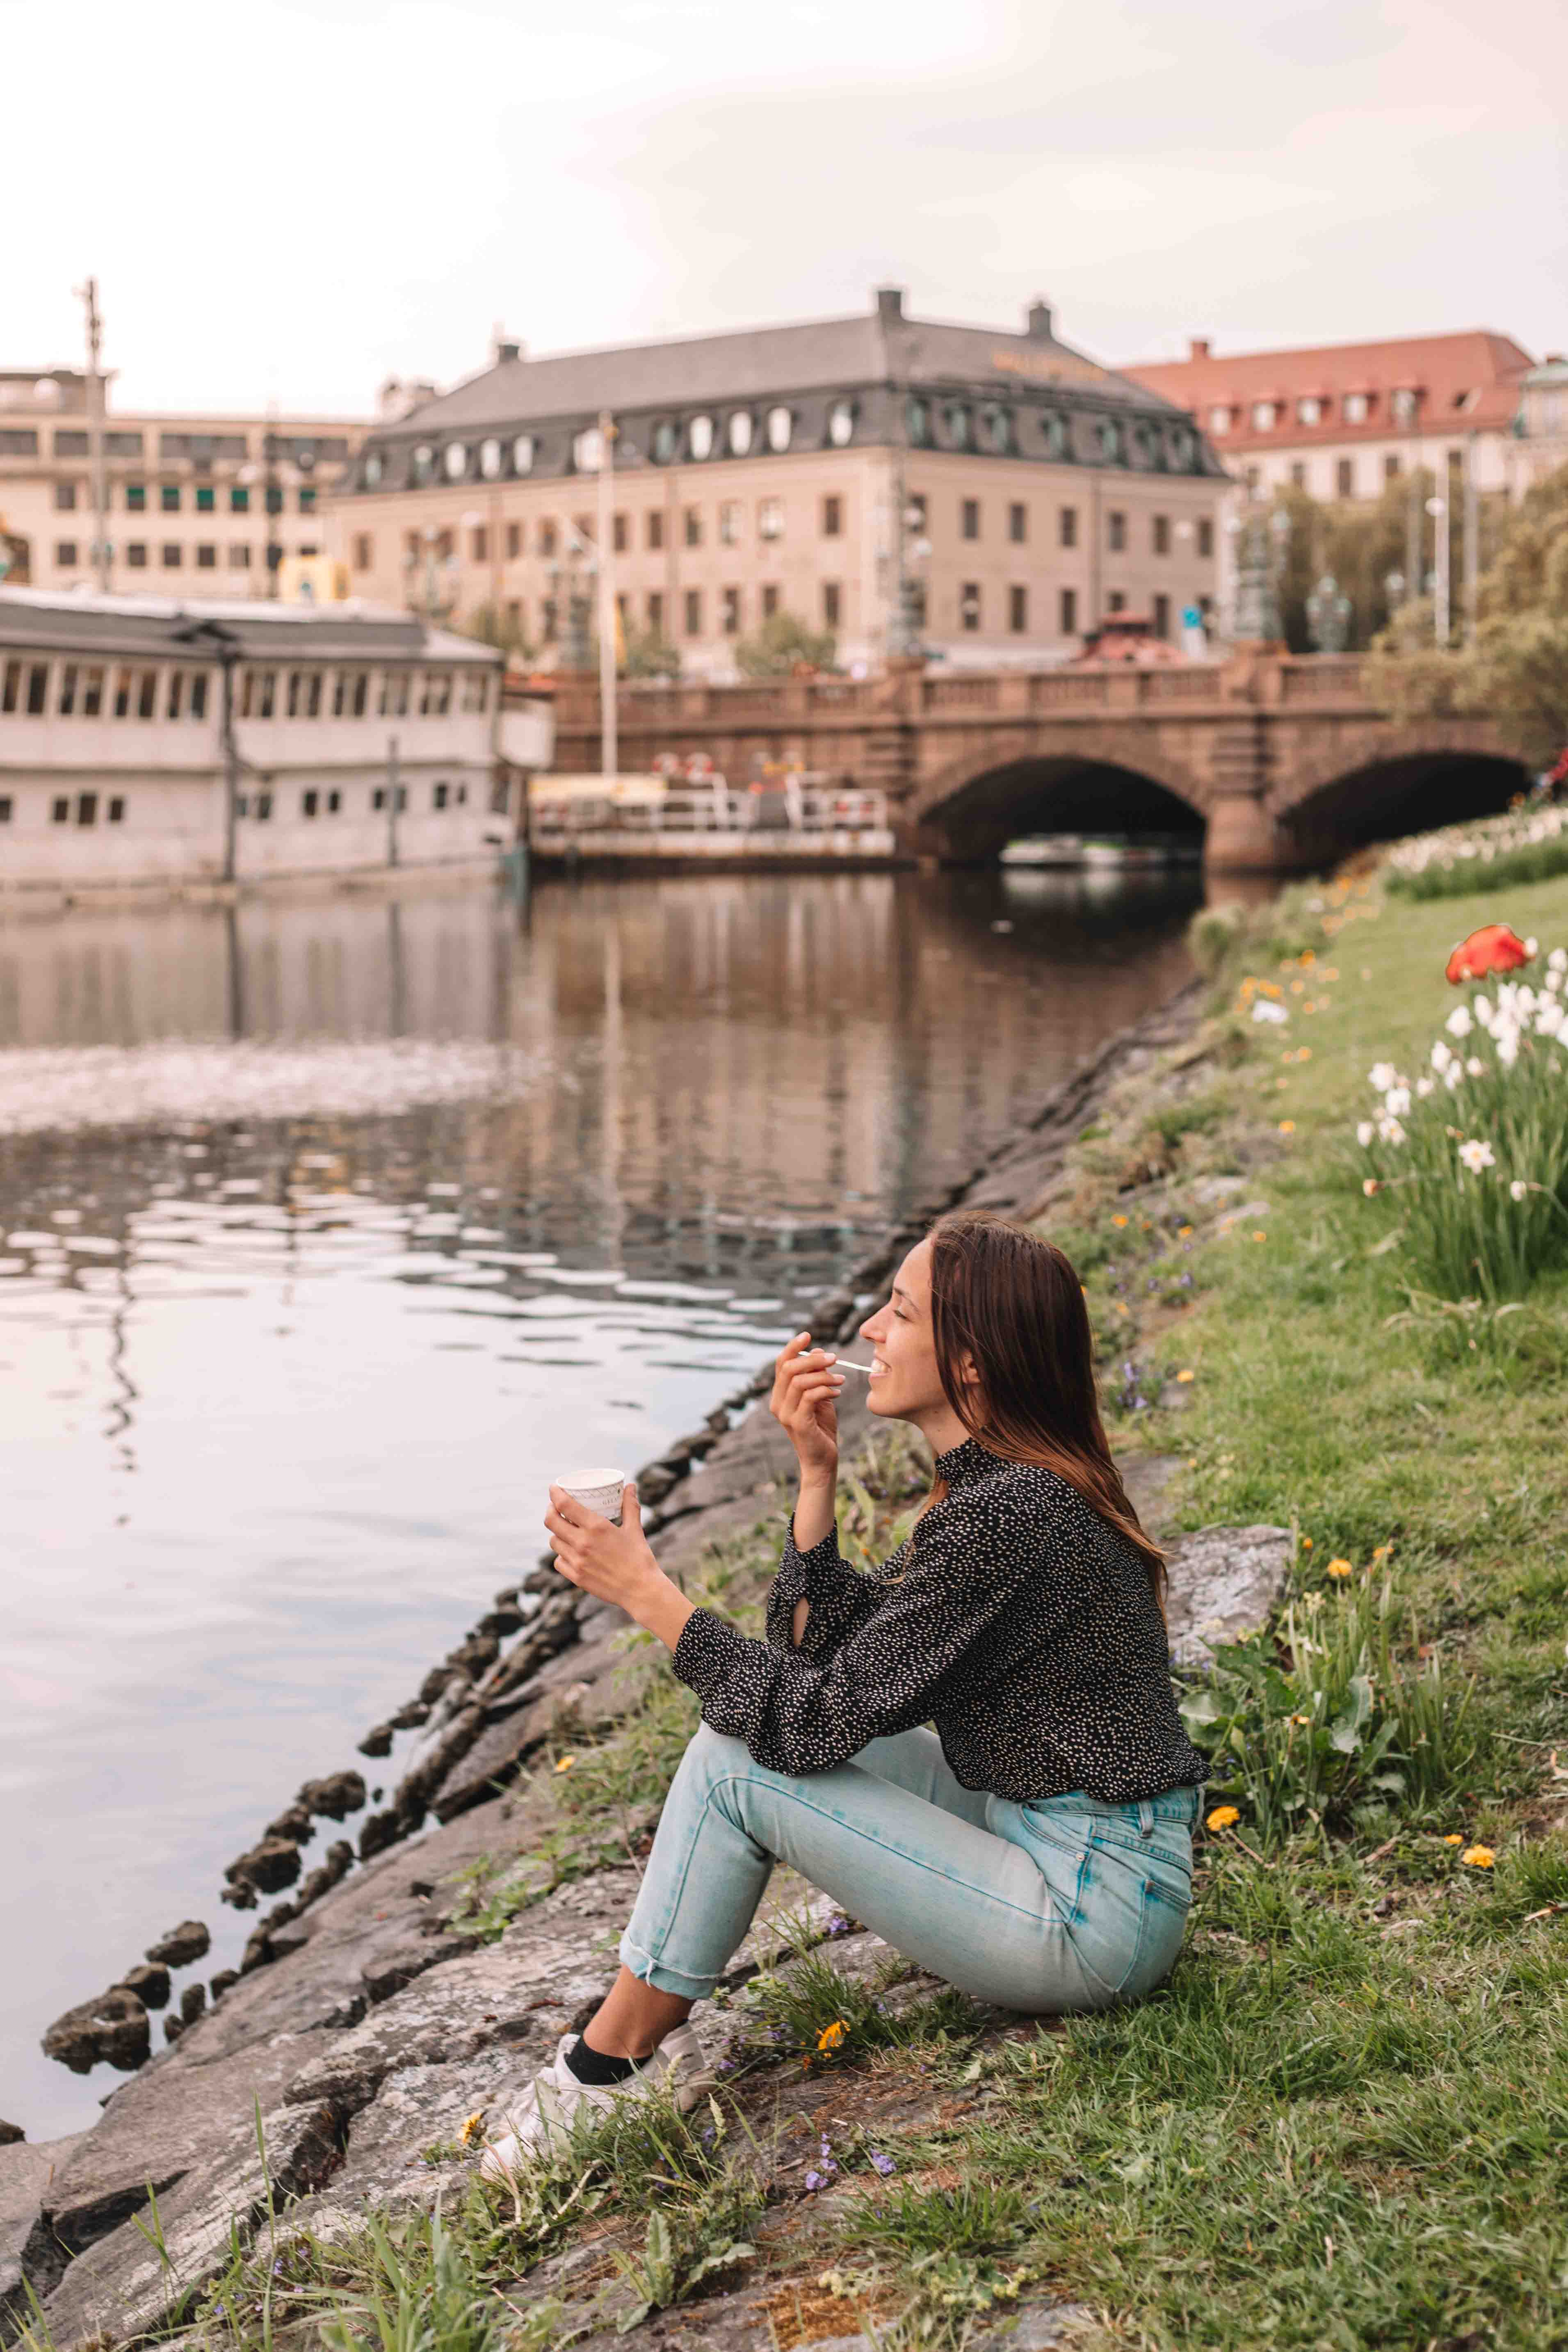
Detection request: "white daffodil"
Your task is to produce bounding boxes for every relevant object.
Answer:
[1510,1179,1529,1201]
[1458,1139,1495,1174]
[1356,1121,1375,1147]
[1465,1056,1486,1077]
[1495,1028,1520,1069]
[1445,1006,1472,1039]
[1526,937,1539,958]
[1369,1061,1398,1090]
[1384,1086,1411,1116]
[1549,946,1567,973]
[1431,1039,1453,1071]
[1252,999,1289,1026]
[1446,1064,1464,1089]
[1416,1076,1435,1096]
[1474,996,1493,1028]
[1378,1116,1407,1146]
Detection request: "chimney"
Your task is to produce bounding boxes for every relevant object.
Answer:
[875,285,904,325]
[1189,336,1212,361]
[493,326,523,365]
[1026,299,1053,340]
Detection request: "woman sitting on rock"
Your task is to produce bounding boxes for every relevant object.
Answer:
[483,1211,1206,2179]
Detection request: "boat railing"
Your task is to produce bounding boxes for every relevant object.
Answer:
[529,774,888,839]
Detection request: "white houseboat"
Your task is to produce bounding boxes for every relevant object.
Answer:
[0,589,552,894]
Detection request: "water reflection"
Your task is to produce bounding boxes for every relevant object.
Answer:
[0,867,1198,2137]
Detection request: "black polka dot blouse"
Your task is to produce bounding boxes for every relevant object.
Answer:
[671,1434,1208,1804]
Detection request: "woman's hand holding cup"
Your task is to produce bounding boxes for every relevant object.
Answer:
[769,1331,844,1483]
[545,1469,693,1654]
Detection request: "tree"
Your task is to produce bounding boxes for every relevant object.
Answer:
[1366,464,1568,770]
[621,622,681,680]
[461,602,535,663]
[734,610,837,678]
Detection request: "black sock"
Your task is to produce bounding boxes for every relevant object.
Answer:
[564,2034,640,2086]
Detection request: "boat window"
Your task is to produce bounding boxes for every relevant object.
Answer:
[167,671,185,721]
[23,663,49,716]
[82,666,105,717]
[286,670,305,717]
[351,671,369,717]
[0,662,18,714]
[461,672,488,712]
[189,672,208,720]
[331,671,347,717]
[256,670,277,720]
[238,669,254,719]
[58,664,78,716]
[138,670,159,719]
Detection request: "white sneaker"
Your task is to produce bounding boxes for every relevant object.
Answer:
[479,2024,711,2183]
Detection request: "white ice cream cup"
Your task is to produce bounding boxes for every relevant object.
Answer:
[557,1465,627,1524]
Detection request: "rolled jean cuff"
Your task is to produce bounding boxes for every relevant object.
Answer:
[619,1928,721,2001]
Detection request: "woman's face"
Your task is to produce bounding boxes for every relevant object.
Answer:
[859,1239,949,1422]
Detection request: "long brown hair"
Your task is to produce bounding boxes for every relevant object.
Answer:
[922,1210,1167,1618]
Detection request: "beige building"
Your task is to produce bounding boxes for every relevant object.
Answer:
[326,288,1228,676]
[0,368,368,598]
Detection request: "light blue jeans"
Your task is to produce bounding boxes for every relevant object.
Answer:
[621,1722,1200,2014]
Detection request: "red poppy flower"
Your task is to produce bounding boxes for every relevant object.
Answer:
[1445,924,1534,984]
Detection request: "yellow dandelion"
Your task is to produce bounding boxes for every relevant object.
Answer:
[1326,1558,1353,1578]
[1205,1806,1241,1831]
[1442,1834,1464,1846]
[459,2110,486,2148]
[1112,1214,1129,1228]
[1279,1121,1296,1134]
[554,1753,577,1774]
[1175,1368,1196,1383]
[817,2019,849,2051]
[1461,1846,1495,1870]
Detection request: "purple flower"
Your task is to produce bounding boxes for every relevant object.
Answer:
[870,2150,896,2178]
[826,1914,850,1936]
[803,2169,824,2191]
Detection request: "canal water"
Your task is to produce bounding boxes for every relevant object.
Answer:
[0,865,1198,2137]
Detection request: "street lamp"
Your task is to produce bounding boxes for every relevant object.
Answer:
[1425,493,1450,645]
[403,524,460,621]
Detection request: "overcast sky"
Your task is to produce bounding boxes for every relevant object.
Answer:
[6,0,1565,417]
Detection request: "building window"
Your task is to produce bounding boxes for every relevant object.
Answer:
[302,789,320,818]
[1152,513,1170,554]
[461,672,489,713]
[1107,590,1126,614]
[57,664,78,715]
[433,781,449,810]
[168,671,185,721]
[761,584,780,620]
[541,599,558,642]
[52,797,70,823]
[0,797,11,821]
[645,592,663,635]
[823,581,841,628]
[160,484,180,512]
[504,522,521,559]
[127,543,148,568]
[506,599,523,637]
[682,507,701,548]
[538,520,557,558]
[55,540,78,567]
[960,582,981,632]
[719,500,740,546]
[230,486,250,512]
[20,662,48,715]
[646,510,664,552]
[821,494,842,538]
[1343,393,1369,425]
[1197,517,1214,558]
[1153,592,1171,638]
[82,665,105,716]
[353,532,373,569]
[114,667,133,717]
[162,543,183,568]
[254,793,273,821]
[299,486,316,514]
[1059,586,1078,635]
[758,497,783,541]
[1337,457,1355,498]
[491,777,511,814]
[77,792,98,825]
[196,543,217,568]
[137,670,157,719]
[196,485,215,513]
[108,796,126,823]
[190,673,208,719]
[418,671,447,717]
[1289,462,1306,489]
[265,485,284,516]
[470,525,487,562]
[684,589,703,637]
[1384,453,1401,482]
[327,789,341,813]
[1008,502,1027,544]
[721,586,741,635]
[1059,505,1077,549]
[1009,584,1028,633]
[125,482,147,512]
[229,544,251,568]
[379,669,408,717]
[258,670,277,719]
[54,481,78,512]
[961,498,980,541]
[611,512,629,554]
[1107,510,1126,552]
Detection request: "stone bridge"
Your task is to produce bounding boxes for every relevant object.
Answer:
[542,651,1522,873]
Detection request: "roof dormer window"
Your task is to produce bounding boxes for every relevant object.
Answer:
[828,399,856,447]
[1343,393,1369,424]
[1390,387,1418,427]
[651,420,679,463]
[1250,400,1277,431]
[512,434,535,475]
[572,426,605,473]
[689,414,715,460]
[479,437,502,479]
[1296,396,1323,426]
[727,411,754,457]
[443,443,468,480]
[945,402,972,450]
[766,405,793,452]
[364,452,383,486]
[412,444,434,484]
[1207,405,1230,434]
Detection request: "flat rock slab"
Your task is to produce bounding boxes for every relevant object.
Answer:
[39,2097,337,2351]
[171,1896,443,2065]
[2,2134,86,2317]
[1165,1522,1294,1666]
[41,2031,331,2255]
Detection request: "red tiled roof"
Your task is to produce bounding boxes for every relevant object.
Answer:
[1125,330,1533,450]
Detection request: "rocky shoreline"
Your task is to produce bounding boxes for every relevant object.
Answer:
[2,973,1295,2350]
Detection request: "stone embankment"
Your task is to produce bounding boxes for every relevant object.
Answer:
[2,977,1294,2350]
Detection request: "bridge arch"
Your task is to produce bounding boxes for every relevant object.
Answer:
[910,737,1210,864]
[1272,737,1529,868]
